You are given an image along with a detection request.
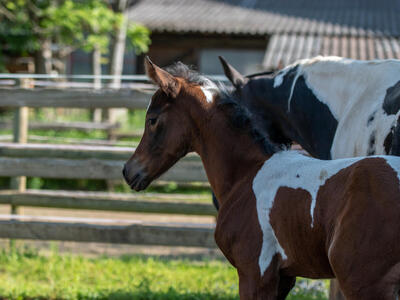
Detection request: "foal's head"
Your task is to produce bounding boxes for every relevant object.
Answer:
[123,57,217,191]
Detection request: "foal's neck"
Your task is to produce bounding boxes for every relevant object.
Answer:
[191,102,267,208]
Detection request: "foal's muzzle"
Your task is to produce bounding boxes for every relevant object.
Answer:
[122,160,150,191]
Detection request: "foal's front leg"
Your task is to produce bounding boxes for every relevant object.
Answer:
[238,269,279,300]
[237,256,283,299]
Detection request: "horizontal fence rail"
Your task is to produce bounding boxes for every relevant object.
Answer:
[0,143,200,161]
[0,157,206,182]
[0,73,227,81]
[0,190,216,216]
[0,215,216,248]
[0,121,119,132]
[0,88,152,109]
[0,143,206,182]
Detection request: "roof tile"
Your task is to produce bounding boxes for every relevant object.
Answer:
[262,34,400,70]
[129,0,400,36]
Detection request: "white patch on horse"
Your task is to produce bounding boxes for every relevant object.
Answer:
[286,56,400,158]
[384,156,400,184]
[200,78,219,103]
[273,67,291,88]
[253,150,364,276]
[287,71,302,112]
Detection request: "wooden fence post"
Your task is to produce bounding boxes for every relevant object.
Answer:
[10,106,28,192]
[10,79,29,212]
[9,107,28,249]
[91,54,103,123]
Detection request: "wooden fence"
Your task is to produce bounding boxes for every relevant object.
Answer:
[0,79,217,248]
[0,88,151,109]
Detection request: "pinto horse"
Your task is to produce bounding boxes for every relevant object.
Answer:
[219,56,400,159]
[219,56,400,299]
[123,58,400,299]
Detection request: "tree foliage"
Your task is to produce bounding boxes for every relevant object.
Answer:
[0,0,151,71]
[127,22,151,54]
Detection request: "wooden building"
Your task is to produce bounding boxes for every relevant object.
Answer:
[128,0,400,74]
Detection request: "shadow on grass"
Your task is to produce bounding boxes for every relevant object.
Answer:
[76,290,238,300]
[117,250,225,263]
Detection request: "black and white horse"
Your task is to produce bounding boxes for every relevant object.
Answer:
[220,56,400,160]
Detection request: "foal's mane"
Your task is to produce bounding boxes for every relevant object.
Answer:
[165,62,211,86]
[165,62,281,156]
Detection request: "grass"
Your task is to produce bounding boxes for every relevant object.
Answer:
[0,248,328,300]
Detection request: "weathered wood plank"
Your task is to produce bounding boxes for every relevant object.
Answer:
[0,190,216,216]
[0,88,152,109]
[0,215,216,247]
[114,130,144,139]
[0,121,120,131]
[0,157,207,182]
[0,142,200,161]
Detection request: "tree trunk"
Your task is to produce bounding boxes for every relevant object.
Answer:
[92,45,102,122]
[110,0,128,84]
[34,38,52,74]
[92,45,102,89]
[107,0,129,127]
[109,4,127,90]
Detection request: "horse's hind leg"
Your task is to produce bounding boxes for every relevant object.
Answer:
[332,261,400,300]
[341,282,398,300]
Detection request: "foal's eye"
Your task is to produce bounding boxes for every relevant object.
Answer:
[148,117,158,126]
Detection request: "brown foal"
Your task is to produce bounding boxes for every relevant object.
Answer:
[123,58,400,299]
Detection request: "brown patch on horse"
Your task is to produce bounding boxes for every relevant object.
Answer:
[319,157,400,297]
[269,187,334,279]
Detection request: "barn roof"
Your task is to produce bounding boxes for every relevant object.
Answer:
[128,0,400,70]
[263,35,400,70]
[128,0,400,37]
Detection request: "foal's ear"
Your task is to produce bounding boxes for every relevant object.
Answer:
[218,56,247,88]
[145,56,181,98]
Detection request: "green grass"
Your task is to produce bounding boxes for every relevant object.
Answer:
[0,248,328,300]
